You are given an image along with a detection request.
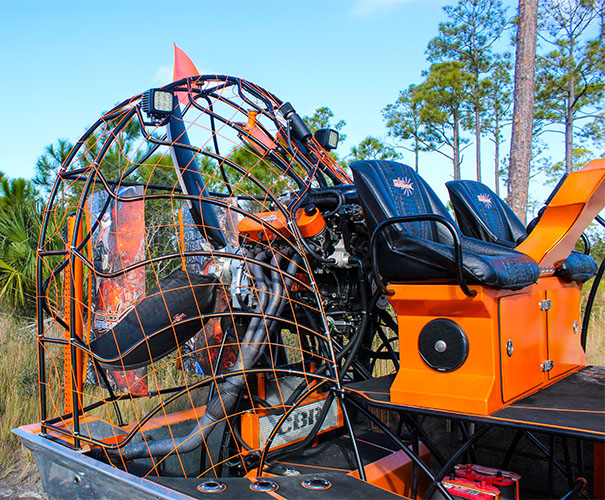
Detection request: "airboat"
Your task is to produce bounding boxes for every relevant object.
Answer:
[13,54,605,499]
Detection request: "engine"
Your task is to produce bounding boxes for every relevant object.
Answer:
[233,184,370,344]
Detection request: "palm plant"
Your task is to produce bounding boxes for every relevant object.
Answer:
[0,195,41,312]
[0,177,38,211]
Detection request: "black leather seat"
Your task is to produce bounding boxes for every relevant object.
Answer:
[351,161,540,290]
[446,180,598,283]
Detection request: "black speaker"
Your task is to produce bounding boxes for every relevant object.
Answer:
[418,318,469,372]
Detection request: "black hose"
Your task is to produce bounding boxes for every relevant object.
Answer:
[205,253,284,423]
[581,215,605,350]
[115,250,305,460]
[115,251,271,459]
[581,251,605,350]
[339,261,377,378]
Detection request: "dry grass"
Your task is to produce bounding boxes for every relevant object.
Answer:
[0,313,205,474]
[584,282,605,365]
[0,314,40,475]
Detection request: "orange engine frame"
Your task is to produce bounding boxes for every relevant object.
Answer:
[237,208,326,242]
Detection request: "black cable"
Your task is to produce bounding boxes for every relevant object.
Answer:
[340,287,379,378]
[581,243,605,350]
[345,395,456,499]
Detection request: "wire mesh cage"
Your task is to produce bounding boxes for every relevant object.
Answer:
[35,75,392,480]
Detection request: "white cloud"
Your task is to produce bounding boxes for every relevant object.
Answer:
[153,65,172,85]
[350,0,415,16]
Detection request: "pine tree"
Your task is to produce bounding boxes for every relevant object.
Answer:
[414,62,474,180]
[427,0,509,182]
[383,85,427,172]
[535,0,605,173]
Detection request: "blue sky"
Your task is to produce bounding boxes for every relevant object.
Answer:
[0,0,532,201]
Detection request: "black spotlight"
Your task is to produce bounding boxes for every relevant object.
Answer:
[314,128,339,151]
[141,88,175,122]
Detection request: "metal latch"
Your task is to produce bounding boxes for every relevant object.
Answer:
[541,360,554,372]
[539,299,552,311]
[506,339,514,357]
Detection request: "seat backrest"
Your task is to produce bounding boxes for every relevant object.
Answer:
[446,180,527,246]
[351,160,455,244]
[446,179,598,284]
[350,161,541,290]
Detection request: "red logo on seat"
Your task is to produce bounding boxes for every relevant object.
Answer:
[478,194,492,207]
[393,177,414,196]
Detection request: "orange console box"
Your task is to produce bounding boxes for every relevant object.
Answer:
[388,160,605,416]
[388,278,585,415]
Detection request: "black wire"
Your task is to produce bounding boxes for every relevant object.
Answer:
[346,395,456,499]
[580,252,605,350]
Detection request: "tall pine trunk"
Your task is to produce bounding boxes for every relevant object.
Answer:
[508,0,538,224]
[565,40,575,174]
[476,106,482,182]
[414,136,420,173]
[494,111,501,196]
[453,112,461,180]
[472,34,482,182]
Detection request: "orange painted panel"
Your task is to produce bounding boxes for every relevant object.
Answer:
[389,284,503,415]
[387,279,586,415]
[515,159,605,268]
[348,443,431,498]
[499,291,546,402]
[387,283,494,318]
[546,284,585,379]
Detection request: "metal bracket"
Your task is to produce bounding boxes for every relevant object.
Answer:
[506,339,514,357]
[541,360,554,372]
